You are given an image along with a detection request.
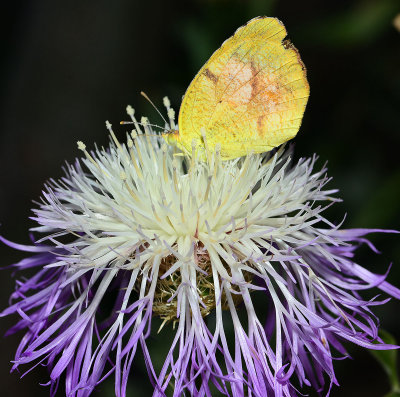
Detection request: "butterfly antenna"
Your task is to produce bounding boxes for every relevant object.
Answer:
[120,120,164,132]
[140,121,165,130]
[140,91,169,126]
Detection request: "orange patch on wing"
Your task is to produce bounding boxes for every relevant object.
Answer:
[249,66,287,112]
[217,57,289,120]
[218,58,254,106]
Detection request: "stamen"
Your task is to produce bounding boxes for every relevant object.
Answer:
[189,139,197,176]
[126,105,135,117]
[167,108,175,120]
[163,96,176,129]
[180,203,185,223]
[151,203,162,222]
[234,153,252,186]
[203,176,212,202]
[163,97,170,108]
[127,137,143,180]
[106,121,126,159]
[133,132,144,167]
[126,107,143,134]
[157,319,168,334]
[201,128,211,165]
[142,117,156,162]
[162,144,169,183]
[120,171,139,201]
[213,198,222,217]
[219,184,233,209]
[141,116,148,127]
[213,143,221,178]
[172,158,179,194]
[167,108,176,129]
[194,211,200,239]
[239,186,252,205]
[77,141,101,170]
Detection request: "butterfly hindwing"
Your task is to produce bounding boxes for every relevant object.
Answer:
[175,17,310,160]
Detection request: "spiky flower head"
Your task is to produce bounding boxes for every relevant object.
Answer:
[1,101,399,397]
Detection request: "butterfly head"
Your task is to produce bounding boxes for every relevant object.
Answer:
[162,129,180,146]
[162,129,196,157]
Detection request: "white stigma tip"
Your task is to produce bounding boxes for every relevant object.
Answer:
[131,130,137,139]
[191,139,197,149]
[127,138,133,148]
[141,117,148,125]
[163,96,171,108]
[77,141,86,151]
[167,108,175,119]
[105,120,112,130]
[126,105,135,116]
[120,171,127,180]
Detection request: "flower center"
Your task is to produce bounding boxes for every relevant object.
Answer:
[150,247,254,326]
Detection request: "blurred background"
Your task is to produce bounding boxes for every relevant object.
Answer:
[1,0,399,396]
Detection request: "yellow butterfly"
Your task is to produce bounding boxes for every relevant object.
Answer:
[163,16,309,160]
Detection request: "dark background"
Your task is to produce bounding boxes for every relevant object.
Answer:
[1,0,400,396]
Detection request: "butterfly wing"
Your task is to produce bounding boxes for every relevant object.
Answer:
[176,16,309,160]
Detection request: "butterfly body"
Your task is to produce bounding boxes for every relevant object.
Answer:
[164,16,309,160]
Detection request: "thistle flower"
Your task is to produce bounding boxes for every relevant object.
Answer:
[1,101,399,397]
